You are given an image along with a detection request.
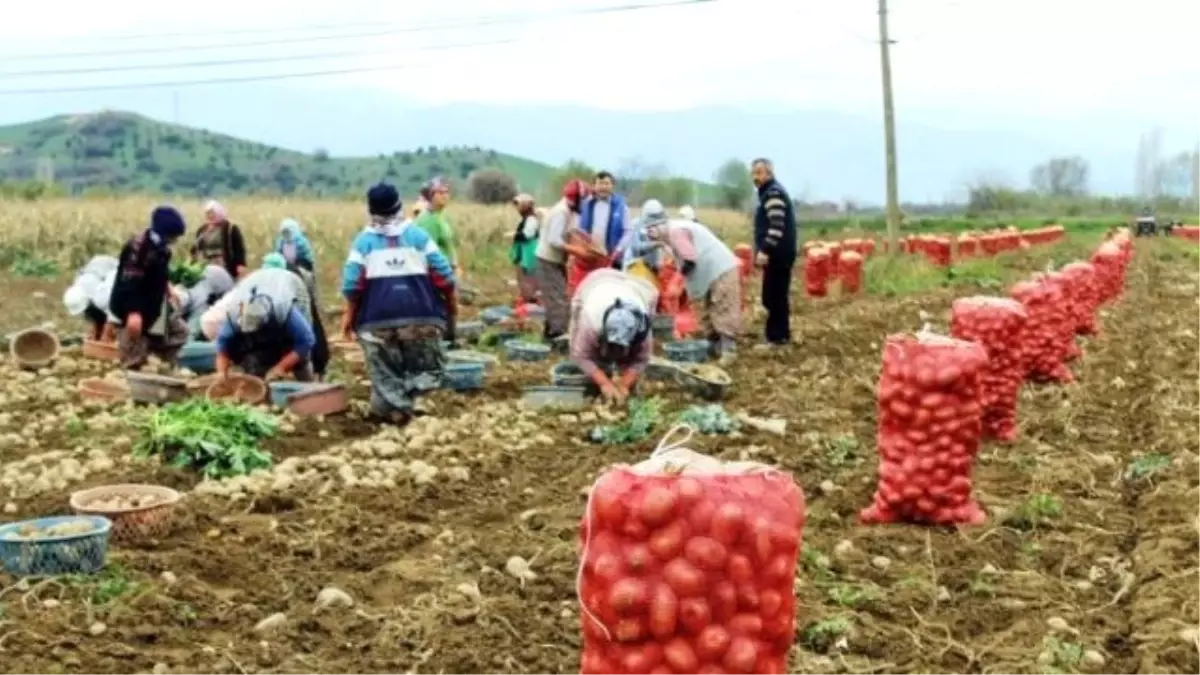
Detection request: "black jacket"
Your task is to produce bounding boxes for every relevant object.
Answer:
[754,179,798,259]
[109,231,172,329]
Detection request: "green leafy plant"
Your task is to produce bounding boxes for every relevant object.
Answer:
[678,404,738,434]
[589,397,663,445]
[168,259,206,286]
[133,399,277,478]
[1125,453,1170,481]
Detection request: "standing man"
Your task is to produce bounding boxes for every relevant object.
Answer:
[751,158,797,347]
[572,170,629,292]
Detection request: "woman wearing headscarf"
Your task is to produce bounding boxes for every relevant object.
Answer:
[643,205,742,364]
[569,268,658,405]
[63,255,120,341]
[509,193,540,303]
[413,177,463,343]
[678,205,698,222]
[265,251,331,380]
[191,200,248,279]
[109,206,190,369]
[214,257,318,383]
[274,218,315,272]
[614,199,666,275]
[176,264,235,340]
[535,179,589,342]
[342,183,457,425]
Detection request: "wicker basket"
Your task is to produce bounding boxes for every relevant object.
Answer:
[10,328,60,370]
[0,516,112,576]
[206,374,267,405]
[82,338,120,362]
[79,378,130,403]
[69,484,181,544]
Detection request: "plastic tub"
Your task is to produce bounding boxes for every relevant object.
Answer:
[268,381,310,408]
[664,339,711,363]
[79,378,130,404]
[286,383,348,416]
[651,314,676,340]
[549,361,589,388]
[522,386,587,411]
[178,341,217,374]
[126,372,190,404]
[479,306,513,326]
[69,484,181,544]
[447,350,499,371]
[504,340,551,362]
[443,362,486,391]
[0,516,112,577]
[456,320,485,342]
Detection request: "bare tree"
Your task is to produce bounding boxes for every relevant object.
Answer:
[1029,156,1090,196]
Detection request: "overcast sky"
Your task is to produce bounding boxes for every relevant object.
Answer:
[0,0,1195,129]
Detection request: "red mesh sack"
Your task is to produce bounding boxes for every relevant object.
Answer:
[950,297,1028,442]
[804,248,831,297]
[860,331,989,526]
[579,429,805,675]
[1010,276,1073,383]
[1059,262,1101,336]
[1089,242,1124,304]
[838,251,864,294]
[569,255,612,299]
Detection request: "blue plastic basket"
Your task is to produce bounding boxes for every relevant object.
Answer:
[479,306,513,326]
[0,516,112,577]
[664,339,711,364]
[504,340,551,362]
[456,320,485,342]
[178,341,217,374]
[268,381,313,408]
[549,361,589,388]
[652,314,676,340]
[443,362,486,391]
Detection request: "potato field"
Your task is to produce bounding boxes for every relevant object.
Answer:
[0,199,1196,674]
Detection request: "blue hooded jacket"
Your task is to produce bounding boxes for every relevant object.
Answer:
[578,193,628,255]
[341,218,456,333]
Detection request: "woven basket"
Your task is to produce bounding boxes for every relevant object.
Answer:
[186,373,221,395]
[82,338,120,362]
[69,484,181,544]
[10,328,60,370]
[206,374,267,405]
[0,516,111,576]
[79,378,130,403]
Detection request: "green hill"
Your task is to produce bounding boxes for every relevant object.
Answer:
[0,111,557,197]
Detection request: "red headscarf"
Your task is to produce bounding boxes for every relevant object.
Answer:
[562,179,591,212]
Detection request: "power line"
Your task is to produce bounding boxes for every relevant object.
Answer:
[0,37,524,79]
[1,0,714,61]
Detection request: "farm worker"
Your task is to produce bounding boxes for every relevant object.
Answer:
[267,251,332,380]
[413,177,463,344]
[274,218,315,272]
[176,264,235,340]
[63,255,119,341]
[535,178,590,343]
[678,205,698,222]
[108,206,190,370]
[614,199,665,275]
[751,158,798,348]
[509,193,540,304]
[643,204,742,364]
[341,183,457,425]
[214,285,317,384]
[569,268,658,405]
[568,171,630,296]
[191,200,249,280]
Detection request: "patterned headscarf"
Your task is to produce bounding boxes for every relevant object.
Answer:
[603,304,641,347]
[237,295,272,333]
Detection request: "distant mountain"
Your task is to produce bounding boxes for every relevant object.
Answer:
[0,111,558,197]
[0,83,1194,201]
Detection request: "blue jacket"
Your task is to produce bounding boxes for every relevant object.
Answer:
[578,194,628,255]
[216,306,316,359]
[341,219,456,333]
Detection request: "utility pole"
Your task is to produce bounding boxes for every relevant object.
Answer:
[878,0,901,250]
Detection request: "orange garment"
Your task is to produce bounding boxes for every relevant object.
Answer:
[567,255,611,299]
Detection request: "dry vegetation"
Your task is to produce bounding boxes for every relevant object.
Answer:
[0,198,1196,674]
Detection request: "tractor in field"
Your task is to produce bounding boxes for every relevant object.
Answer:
[1134,207,1158,237]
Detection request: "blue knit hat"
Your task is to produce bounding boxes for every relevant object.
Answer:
[367,183,402,216]
[150,206,186,238]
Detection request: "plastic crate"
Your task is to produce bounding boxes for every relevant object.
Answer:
[0,516,112,576]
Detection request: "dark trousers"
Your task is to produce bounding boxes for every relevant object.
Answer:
[761,257,794,344]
